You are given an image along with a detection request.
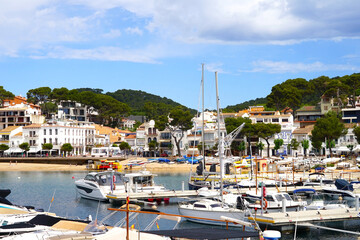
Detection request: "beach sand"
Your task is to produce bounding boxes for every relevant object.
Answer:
[0,158,194,173]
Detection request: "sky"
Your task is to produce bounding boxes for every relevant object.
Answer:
[1,0,360,110]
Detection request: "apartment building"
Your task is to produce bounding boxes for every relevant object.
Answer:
[22,120,95,155]
[0,102,44,130]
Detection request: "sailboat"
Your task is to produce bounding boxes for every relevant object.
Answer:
[178,71,249,227]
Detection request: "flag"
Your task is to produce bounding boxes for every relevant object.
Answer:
[51,196,54,203]
[131,224,135,229]
[156,221,159,229]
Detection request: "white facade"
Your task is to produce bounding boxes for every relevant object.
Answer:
[187,112,226,156]
[0,103,44,130]
[22,120,95,155]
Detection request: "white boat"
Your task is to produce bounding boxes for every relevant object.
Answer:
[245,191,307,212]
[75,170,167,201]
[0,190,50,226]
[306,193,347,210]
[178,199,246,227]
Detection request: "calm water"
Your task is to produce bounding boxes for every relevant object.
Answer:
[0,171,359,239]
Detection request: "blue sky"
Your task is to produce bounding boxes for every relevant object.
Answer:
[1,0,360,110]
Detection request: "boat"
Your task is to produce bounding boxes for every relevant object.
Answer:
[306,192,347,210]
[178,199,246,227]
[244,191,307,212]
[322,179,357,200]
[75,170,167,201]
[0,189,48,226]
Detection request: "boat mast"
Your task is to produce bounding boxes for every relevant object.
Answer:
[202,63,206,171]
[215,71,224,201]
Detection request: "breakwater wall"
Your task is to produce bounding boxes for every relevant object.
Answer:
[0,157,126,165]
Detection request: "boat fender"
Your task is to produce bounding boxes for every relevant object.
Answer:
[222,191,228,195]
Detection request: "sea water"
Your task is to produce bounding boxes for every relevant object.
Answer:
[0,171,359,239]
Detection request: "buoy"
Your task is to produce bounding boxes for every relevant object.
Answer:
[263,230,281,240]
[72,176,75,179]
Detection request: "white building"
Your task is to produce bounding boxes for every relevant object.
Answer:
[187,112,226,156]
[0,103,44,130]
[22,120,95,156]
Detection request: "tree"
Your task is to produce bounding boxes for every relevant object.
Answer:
[274,139,284,155]
[0,86,14,107]
[148,140,158,157]
[347,144,354,156]
[256,142,264,157]
[19,142,30,156]
[119,142,131,155]
[290,139,300,156]
[112,144,118,147]
[40,102,58,119]
[42,143,53,156]
[354,126,360,144]
[326,140,335,156]
[156,108,193,157]
[0,144,9,156]
[27,87,52,104]
[61,143,73,157]
[301,139,310,157]
[255,123,281,157]
[311,111,347,157]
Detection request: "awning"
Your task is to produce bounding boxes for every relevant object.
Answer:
[336,146,350,152]
[4,148,24,153]
[143,228,259,239]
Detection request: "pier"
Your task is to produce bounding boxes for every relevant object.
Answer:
[248,208,360,231]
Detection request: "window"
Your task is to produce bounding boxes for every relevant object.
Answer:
[55,138,58,145]
[282,118,288,122]
[49,138,52,144]
[55,129,58,135]
[44,129,46,135]
[49,129,52,135]
[44,138,46,144]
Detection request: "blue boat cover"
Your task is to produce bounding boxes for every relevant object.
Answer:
[335,179,354,191]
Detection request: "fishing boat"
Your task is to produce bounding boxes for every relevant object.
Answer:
[75,170,167,201]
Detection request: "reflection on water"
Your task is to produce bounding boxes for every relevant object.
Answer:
[0,171,359,239]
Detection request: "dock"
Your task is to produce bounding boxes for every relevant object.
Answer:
[248,208,360,231]
[106,190,199,201]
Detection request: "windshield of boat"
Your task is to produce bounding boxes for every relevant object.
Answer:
[132,175,153,185]
[210,203,222,208]
[95,173,124,186]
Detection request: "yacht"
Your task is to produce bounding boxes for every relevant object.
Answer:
[244,191,307,212]
[178,199,246,227]
[75,170,167,201]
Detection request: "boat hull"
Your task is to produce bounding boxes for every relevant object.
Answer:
[178,206,246,227]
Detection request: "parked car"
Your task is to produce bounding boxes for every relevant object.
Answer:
[160,153,168,157]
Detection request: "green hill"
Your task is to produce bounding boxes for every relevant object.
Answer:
[106,89,196,115]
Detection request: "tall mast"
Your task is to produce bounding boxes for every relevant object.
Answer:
[215,71,224,201]
[201,63,206,170]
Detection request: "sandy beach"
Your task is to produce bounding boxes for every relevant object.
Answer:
[0,157,194,173]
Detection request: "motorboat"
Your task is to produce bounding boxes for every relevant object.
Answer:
[244,191,307,212]
[306,192,347,210]
[322,179,357,200]
[0,189,48,227]
[178,199,247,227]
[75,170,167,201]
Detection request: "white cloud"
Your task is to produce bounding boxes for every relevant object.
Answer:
[243,60,360,74]
[125,27,143,36]
[103,29,122,38]
[205,63,227,74]
[30,46,161,64]
[2,0,360,61]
